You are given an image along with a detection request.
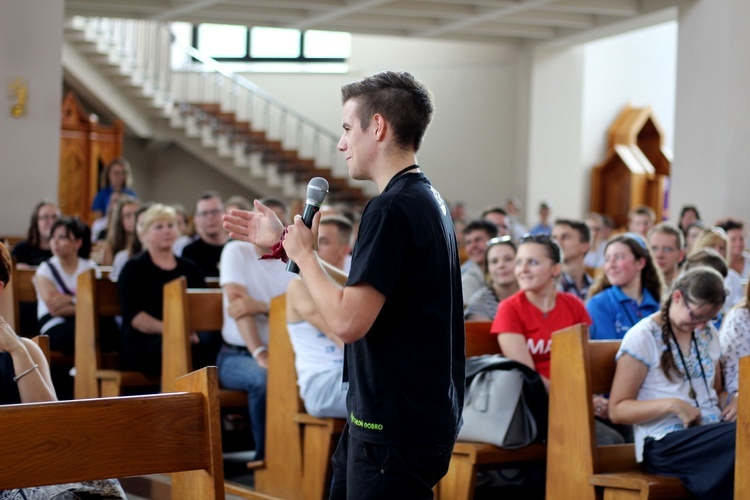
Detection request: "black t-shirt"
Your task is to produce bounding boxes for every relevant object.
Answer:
[345,170,465,446]
[117,251,205,374]
[11,241,52,266]
[182,238,225,278]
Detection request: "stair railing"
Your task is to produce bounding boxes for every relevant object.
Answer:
[72,16,347,178]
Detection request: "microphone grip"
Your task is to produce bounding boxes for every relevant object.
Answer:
[286,203,321,274]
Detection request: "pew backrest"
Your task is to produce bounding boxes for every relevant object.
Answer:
[546,324,687,499]
[464,321,500,357]
[74,269,120,399]
[161,277,223,393]
[0,367,224,499]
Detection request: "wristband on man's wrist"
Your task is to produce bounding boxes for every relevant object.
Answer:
[252,345,268,358]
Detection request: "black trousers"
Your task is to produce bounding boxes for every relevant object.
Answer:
[643,421,735,500]
[329,425,454,500]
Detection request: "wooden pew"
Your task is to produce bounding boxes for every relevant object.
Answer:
[0,367,224,499]
[436,321,547,499]
[252,294,345,500]
[736,356,750,497]
[161,276,246,408]
[74,269,159,399]
[0,266,38,337]
[546,324,689,499]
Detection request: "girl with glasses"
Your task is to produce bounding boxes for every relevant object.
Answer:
[11,199,60,266]
[609,267,734,499]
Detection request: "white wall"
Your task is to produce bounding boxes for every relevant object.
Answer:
[671,0,750,226]
[0,0,63,236]
[244,34,523,218]
[525,21,678,226]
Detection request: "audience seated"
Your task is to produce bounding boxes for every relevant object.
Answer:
[721,219,749,280]
[683,220,706,256]
[491,234,589,391]
[117,204,214,376]
[690,226,741,311]
[464,236,518,321]
[609,267,735,499]
[480,206,511,238]
[460,220,498,306]
[171,202,194,257]
[677,204,701,236]
[110,203,150,281]
[552,219,592,301]
[98,196,140,266]
[218,198,295,461]
[647,222,685,290]
[182,191,228,278]
[505,197,528,241]
[529,201,552,236]
[721,270,750,401]
[91,157,137,222]
[11,199,59,267]
[286,215,351,418]
[586,233,664,340]
[33,217,96,357]
[0,242,126,499]
[627,205,656,239]
[583,212,612,269]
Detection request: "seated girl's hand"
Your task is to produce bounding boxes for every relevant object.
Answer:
[670,398,701,427]
[0,317,24,354]
[593,395,609,419]
[722,393,738,422]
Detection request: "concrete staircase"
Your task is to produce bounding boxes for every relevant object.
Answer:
[62,16,371,204]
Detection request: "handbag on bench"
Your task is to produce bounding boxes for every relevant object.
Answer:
[457,355,548,449]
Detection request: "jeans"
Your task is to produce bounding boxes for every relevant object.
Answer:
[216,346,267,460]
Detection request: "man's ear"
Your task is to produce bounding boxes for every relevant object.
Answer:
[372,114,387,141]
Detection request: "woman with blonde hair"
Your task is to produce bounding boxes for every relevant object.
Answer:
[116,204,208,376]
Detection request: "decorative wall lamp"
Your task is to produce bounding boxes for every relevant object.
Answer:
[8,77,28,118]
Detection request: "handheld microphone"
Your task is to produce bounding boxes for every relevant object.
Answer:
[287,177,329,274]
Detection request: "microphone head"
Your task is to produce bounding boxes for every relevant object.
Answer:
[306,177,329,207]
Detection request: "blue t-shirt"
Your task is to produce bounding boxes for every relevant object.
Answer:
[91,185,138,213]
[587,286,659,340]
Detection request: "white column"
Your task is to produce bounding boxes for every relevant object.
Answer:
[671,0,750,225]
[0,0,64,235]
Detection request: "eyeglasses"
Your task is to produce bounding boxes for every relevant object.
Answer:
[38,214,58,222]
[684,299,718,324]
[196,209,223,218]
[650,245,677,254]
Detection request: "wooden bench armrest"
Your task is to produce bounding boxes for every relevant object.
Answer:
[294,412,346,431]
[590,472,687,498]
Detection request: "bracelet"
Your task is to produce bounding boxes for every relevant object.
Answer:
[252,345,268,358]
[259,228,289,263]
[13,363,39,382]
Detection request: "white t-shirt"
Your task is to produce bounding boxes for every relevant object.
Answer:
[617,316,722,462]
[219,241,294,346]
[34,257,99,333]
[287,320,344,394]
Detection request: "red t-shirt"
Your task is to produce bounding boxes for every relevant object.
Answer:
[491,290,591,379]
